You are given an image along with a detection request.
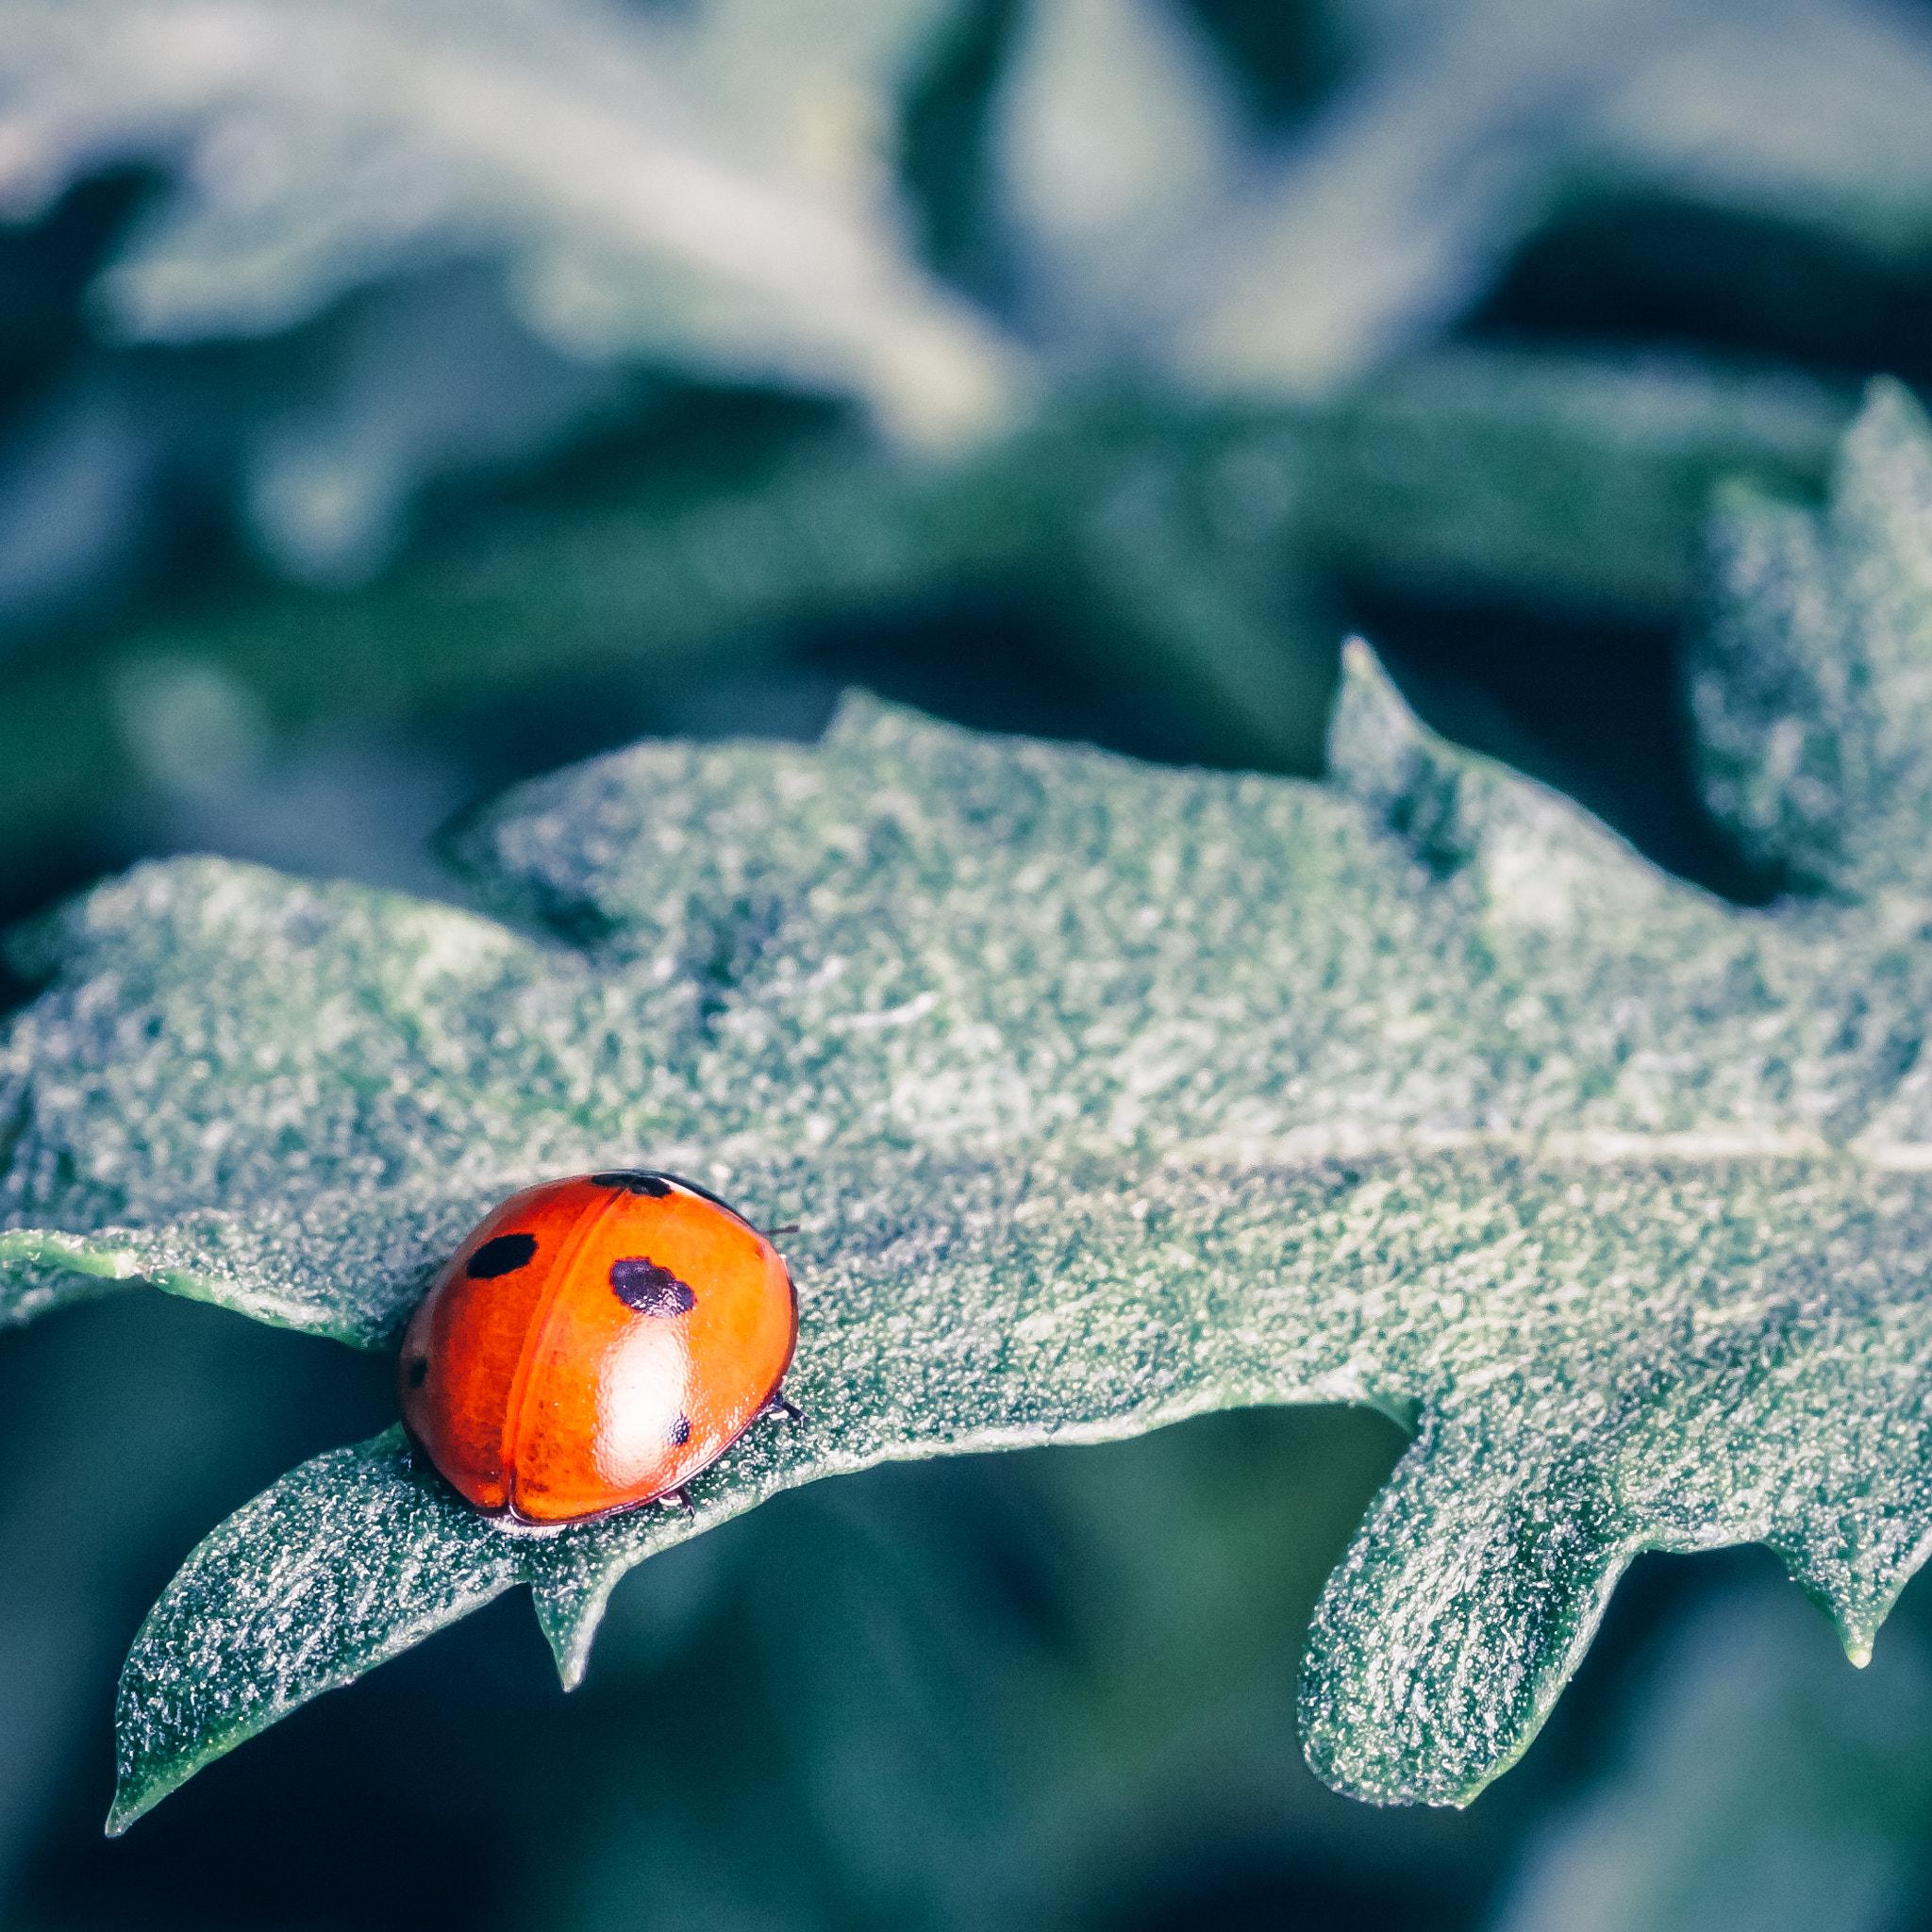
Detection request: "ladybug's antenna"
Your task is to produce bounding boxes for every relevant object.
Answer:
[762,1223,800,1238]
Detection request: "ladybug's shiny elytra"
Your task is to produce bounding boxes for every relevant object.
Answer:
[399,1171,798,1524]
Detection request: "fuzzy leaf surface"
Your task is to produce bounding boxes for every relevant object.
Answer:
[9,388,1932,1822]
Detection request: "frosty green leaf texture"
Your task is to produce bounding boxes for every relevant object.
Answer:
[10,384,1932,1822]
[108,1424,671,1832]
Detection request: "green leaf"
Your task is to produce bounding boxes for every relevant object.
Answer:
[0,0,1018,446]
[0,0,1914,635]
[1690,376,1932,899]
[10,382,1932,1824]
[108,1424,670,1832]
[0,347,1848,860]
[1170,0,1932,391]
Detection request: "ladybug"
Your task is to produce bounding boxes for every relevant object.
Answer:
[398,1170,799,1524]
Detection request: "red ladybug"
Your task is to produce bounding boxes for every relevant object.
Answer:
[398,1170,798,1524]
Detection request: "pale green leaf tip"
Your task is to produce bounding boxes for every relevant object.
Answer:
[1827,1585,1883,1672]
[106,1759,190,1837]
[533,1586,607,1692]
[1827,1575,1912,1674]
[1326,633,1425,801]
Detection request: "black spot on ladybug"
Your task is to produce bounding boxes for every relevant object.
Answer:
[667,1412,692,1446]
[467,1232,539,1279]
[610,1257,696,1315]
[651,1171,758,1224]
[591,1171,672,1196]
[590,1168,761,1226]
[406,1357,429,1389]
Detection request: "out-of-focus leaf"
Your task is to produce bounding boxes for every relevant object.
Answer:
[1489,1574,1932,1932]
[0,347,1851,855]
[0,0,1918,652]
[0,0,1021,445]
[0,0,1899,636]
[1295,347,1850,610]
[10,380,1932,1828]
[1690,378,1932,899]
[991,0,1242,349]
[1174,0,1932,393]
[236,264,646,585]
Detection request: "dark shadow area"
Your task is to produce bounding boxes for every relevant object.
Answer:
[1185,0,1350,125]
[791,589,1242,768]
[901,0,1026,306]
[0,168,158,427]
[1101,1853,1481,1932]
[419,380,849,536]
[1471,193,1932,390]
[16,1590,550,1931]
[1352,587,1781,904]
[0,829,129,1021]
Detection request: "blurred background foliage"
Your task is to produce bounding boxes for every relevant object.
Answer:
[5,0,1932,1925]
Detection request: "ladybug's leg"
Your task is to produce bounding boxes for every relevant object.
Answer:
[658,1487,696,1522]
[757,1390,807,1427]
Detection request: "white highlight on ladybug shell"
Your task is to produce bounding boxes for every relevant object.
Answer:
[594,1318,691,1487]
